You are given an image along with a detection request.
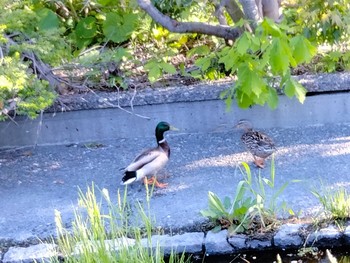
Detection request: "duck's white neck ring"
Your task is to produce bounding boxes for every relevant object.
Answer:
[158,138,166,144]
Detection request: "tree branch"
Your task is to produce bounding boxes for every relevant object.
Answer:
[222,0,245,24]
[137,0,242,41]
[239,0,260,30]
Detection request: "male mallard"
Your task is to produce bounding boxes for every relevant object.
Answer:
[235,119,276,168]
[121,121,178,188]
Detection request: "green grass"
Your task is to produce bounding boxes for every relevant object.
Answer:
[50,183,189,263]
[312,185,350,222]
[200,157,299,235]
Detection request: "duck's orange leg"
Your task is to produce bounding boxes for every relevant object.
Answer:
[143,176,168,188]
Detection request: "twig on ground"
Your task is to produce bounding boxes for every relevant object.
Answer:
[89,87,151,120]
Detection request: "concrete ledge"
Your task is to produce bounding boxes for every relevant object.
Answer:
[273,223,305,248]
[205,230,233,255]
[2,91,350,148]
[305,225,343,247]
[4,223,350,262]
[48,72,350,112]
[3,243,57,263]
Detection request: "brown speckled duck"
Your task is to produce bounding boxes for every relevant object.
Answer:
[121,121,178,188]
[235,119,276,168]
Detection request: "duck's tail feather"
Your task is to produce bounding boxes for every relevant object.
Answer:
[121,171,137,185]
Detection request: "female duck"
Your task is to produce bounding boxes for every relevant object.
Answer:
[235,119,276,168]
[121,121,178,188]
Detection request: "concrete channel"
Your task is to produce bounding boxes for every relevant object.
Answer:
[1,73,350,262]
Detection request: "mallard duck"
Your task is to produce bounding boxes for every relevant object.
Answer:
[121,121,178,188]
[235,119,276,168]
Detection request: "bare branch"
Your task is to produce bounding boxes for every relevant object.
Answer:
[137,0,242,41]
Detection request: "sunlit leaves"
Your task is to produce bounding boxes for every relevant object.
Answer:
[0,57,54,120]
[284,78,306,104]
[218,46,236,72]
[269,38,290,75]
[144,59,177,83]
[290,35,317,64]
[211,18,315,110]
[236,32,250,55]
[260,18,282,37]
[237,64,265,97]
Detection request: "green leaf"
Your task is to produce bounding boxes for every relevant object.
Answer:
[250,35,261,52]
[225,95,233,111]
[237,64,265,97]
[269,38,290,75]
[148,66,161,83]
[103,13,138,43]
[187,45,210,57]
[267,87,278,109]
[195,57,212,72]
[223,196,232,210]
[76,17,97,39]
[236,32,250,55]
[232,180,248,205]
[284,79,295,98]
[36,8,59,31]
[160,62,177,74]
[284,78,306,103]
[218,47,237,72]
[75,36,93,50]
[208,191,227,215]
[290,35,316,64]
[294,81,307,104]
[200,209,218,218]
[235,88,253,109]
[260,19,282,37]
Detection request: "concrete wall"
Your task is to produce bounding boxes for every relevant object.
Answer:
[1,92,350,148]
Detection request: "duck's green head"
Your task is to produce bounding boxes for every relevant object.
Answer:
[155,121,178,142]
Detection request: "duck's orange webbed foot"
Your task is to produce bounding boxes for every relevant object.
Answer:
[253,157,265,169]
[143,176,168,188]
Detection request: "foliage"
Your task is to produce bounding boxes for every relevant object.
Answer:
[152,0,194,18]
[0,0,142,120]
[312,51,350,73]
[200,181,255,234]
[200,159,297,235]
[52,184,189,263]
[283,0,350,75]
[0,55,55,120]
[312,186,350,221]
[2,0,350,121]
[42,0,140,50]
[0,1,62,120]
[284,0,350,45]
[240,160,300,227]
[191,19,316,109]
